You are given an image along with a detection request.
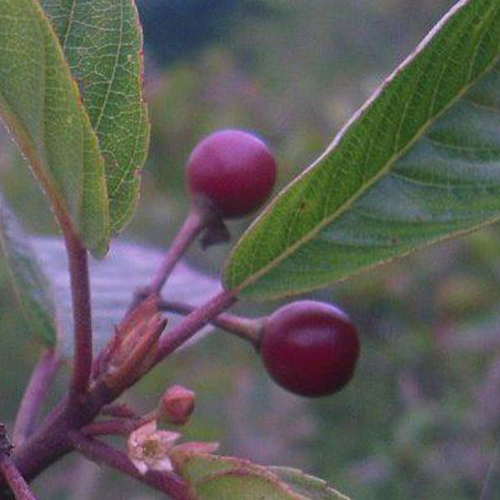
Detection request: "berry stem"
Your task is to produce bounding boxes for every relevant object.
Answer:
[156,290,238,363]
[0,457,37,500]
[69,432,191,499]
[159,299,262,346]
[13,350,61,446]
[130,208,209,313]
[150,208,206,294]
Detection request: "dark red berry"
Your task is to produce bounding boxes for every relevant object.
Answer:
[186,129,277,218]
[260,301,360,397]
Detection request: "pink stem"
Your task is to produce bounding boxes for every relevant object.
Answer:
[158,299,261,346]
[128,209,208,316]
[0,457,37,500]
[100,404,138,419]
[156,290,238,362]
[149,209,206,295]
[82,412,155,437]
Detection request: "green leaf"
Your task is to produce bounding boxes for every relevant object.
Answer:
[41,0,150,234]
[0,0,110,256]
[174,454,307,500]
[0,194,57,347]
[174,454,268,485]
[196,470,307,500]
[32,237,221,359]
[269,467,351,500]
[224,0,500,299]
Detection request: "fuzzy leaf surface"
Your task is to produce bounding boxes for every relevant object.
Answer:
[41,0,150,234]
[0,0,109,256]
[0,195,57,346]
[224,0,500,299]
[32,237,221,359]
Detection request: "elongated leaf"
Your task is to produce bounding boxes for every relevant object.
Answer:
[0,0,110,256]
[32,237,221,359]
[0,195,56,346]
[41,0,150,234]
[224,0,500,299]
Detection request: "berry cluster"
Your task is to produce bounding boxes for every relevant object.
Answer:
[187,130,360,397]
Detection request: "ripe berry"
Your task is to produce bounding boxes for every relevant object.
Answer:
[186,129,277,218]
[260,301,360,397]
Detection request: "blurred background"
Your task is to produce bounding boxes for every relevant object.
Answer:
[3,0,500,498]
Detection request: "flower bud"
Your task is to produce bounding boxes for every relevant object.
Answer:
[158,385,196,427]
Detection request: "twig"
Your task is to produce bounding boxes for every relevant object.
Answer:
[0,425,36,500]
[81,419,136,437]
[0,457,37,500]
[81,412,156,437]
[100,404,138,419]
[69,431,191,500]
[13,350,61,446]
[64,232,93,399]
[159,299,261,346]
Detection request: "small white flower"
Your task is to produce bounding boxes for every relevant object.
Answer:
[127,421,181,475]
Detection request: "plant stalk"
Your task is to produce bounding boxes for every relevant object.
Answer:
[0,457,37,500]
[64,231,93,400]
[156,289,238,362]
[159,299,261,346]
[129,208,209,315]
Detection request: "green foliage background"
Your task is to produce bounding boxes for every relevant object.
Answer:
[3,0,500,498]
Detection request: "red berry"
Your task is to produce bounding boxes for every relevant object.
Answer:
[260,301,360,397]
[186,129,277,218]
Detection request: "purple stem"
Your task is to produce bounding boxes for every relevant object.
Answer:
[69,432,191,500]
[149,209,206,295]
[128,209,208,316]
[158,299,261,346]
[0,458,37,500]
[13,350,61,446]
[64,232,93,399]
[156,290,238,362]
[81,411,155,437]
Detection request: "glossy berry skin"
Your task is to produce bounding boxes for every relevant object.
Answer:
[260,301,360,397]
[186,129,276,218]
